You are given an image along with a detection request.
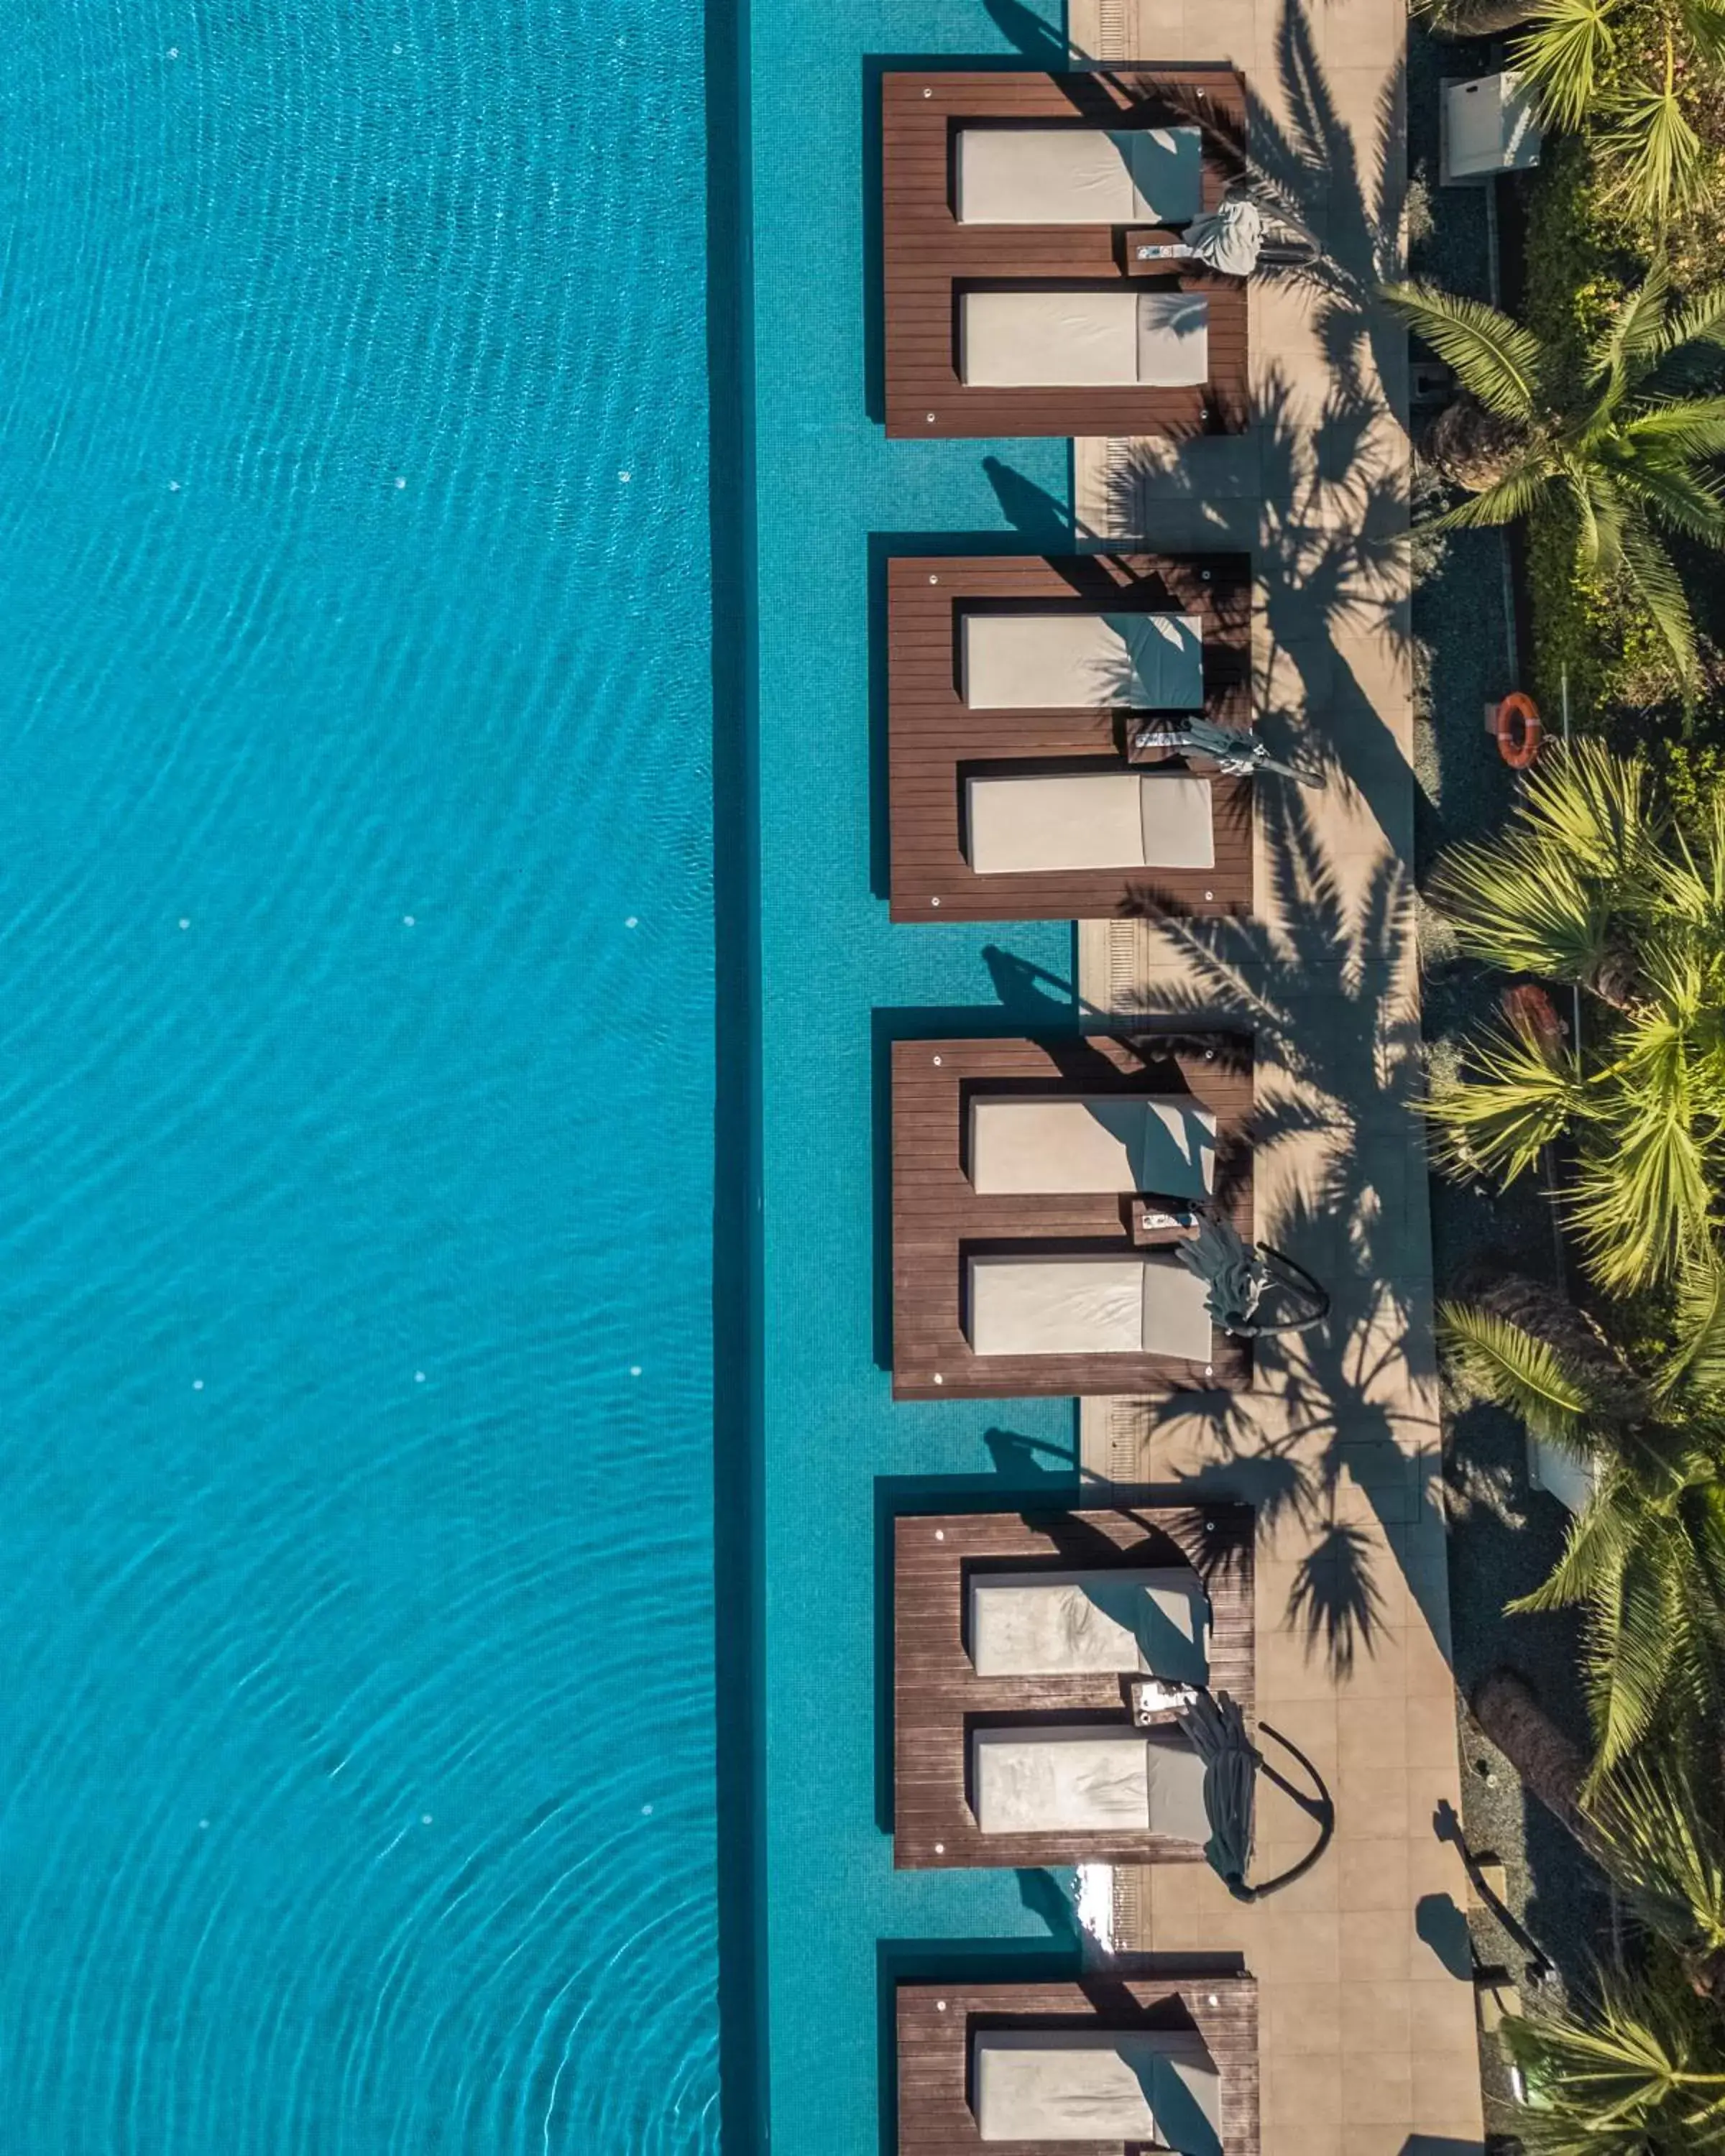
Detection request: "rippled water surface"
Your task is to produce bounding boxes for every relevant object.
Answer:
[0,4,719,2150]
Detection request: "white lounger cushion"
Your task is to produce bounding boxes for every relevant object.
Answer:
[972,1724,1210,1839]
[965,773,1215,874]
[967,1251,1215,1358]
[954,125,1204,226]
[960,288,1209,387]
[970,1567,1210,1678]
[969,1094,1217,1197]
[962,610,1204,709]
[972,2030,1223,2149]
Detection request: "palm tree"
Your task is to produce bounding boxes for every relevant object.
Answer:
[1503,1957,1725,2154]
[1440,1268,1725,1780]
[1384,267,1725,683]
[1426,742,1725,1292]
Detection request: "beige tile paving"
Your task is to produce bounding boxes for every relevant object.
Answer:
[1063,0,1486,2146]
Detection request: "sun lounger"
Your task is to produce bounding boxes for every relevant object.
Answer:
[966,1251,1213,1359]
[965,772,1215,874]
[954,124,1204,227]
[971,1723,1210,1838]
[962,609,1205,710]
[970,1567,1210,1680]
[960,288,1210,388]
[969,1093,1217,1197]
[972,2027,1224,2149]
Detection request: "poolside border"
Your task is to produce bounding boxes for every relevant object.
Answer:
[707,0,767,2130]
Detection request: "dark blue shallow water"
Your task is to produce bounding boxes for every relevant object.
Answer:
[0,4,719,2149]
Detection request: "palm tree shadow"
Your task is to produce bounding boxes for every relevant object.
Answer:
[1246,0,1407,406]
[1103,365,1413,869]
[1111,778,1442,1673]
[968,0,1429,1683]
[1290,1519,1390,1676]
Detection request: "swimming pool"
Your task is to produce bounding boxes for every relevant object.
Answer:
[0,3,724,2150]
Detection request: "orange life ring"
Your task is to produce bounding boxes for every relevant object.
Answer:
[1496,692,1542,769]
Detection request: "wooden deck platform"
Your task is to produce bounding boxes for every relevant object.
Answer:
[893,1502,1254,1869]
[881,70,1248,439]
[896,1974,1261,2155]
[890,1033,1254,1399]
[886,552,1254,923]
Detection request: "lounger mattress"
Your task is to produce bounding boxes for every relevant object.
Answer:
[954,124,1203,226]
[961,609,1205,709]
[965,772,1215,874]
[972,2030,1223,2149]
[965,1250,1215,1359]
[971,1724,1210,1838]
[968,1093,1217,1197]
[969,1567,1210,1678]
[960,288,1210,388]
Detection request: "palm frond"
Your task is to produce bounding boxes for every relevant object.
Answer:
[1657,1253,1725,1404]
[1425,1023,1580,1187]
[1438,1302,1601,1445]
[1427,837,1610,980]
[1652,791,1725,929]
[1620,395,1725,457]
[1598,45,1705,224]
[1660,280,1725,359]
[1573,467,1631,577]
[1567,1084,1714,1292]
[1503,1967,1725,2152]
[1583,1532,1682,1774]
[1382,281,1543,418]
[1680,0,1725,67]
[1517,737,1650,883]
[1611,450,1725,547]
[1588,257,1670,390]
[1513,0,1619,131]
[1587,1756,1725,1955]
[1619,515,1701,686]
[1510,1483,1634,1615]
[1425,462,1552,530]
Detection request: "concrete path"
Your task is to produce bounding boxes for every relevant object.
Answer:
[1063,2,1487,2150]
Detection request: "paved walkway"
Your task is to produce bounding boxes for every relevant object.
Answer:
[1064,2,1486,2150]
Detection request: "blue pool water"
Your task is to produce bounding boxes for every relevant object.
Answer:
[743,4,1085,2155]
[0,4,723,2151]
[6,0,1090,2142]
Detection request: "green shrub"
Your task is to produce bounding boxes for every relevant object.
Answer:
[1525,501,1682,724]
[1652,739,1725,834]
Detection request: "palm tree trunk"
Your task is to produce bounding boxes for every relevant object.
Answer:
[1425,397,1527,493]
[1467,1273,1648,1416]
[1471,1669,1604,1859]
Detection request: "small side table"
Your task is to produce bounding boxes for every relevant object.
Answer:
[1130,1677,1199,1726]
[1127,1196,1197,1243]
[1120,228,1192,276]
[1123,722,1181,766]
